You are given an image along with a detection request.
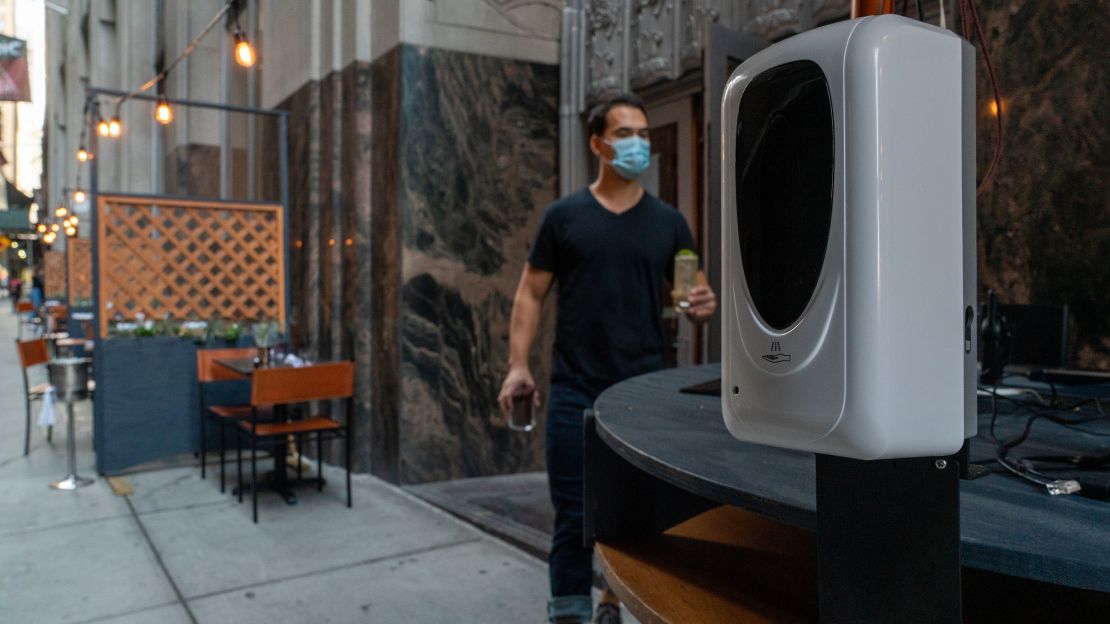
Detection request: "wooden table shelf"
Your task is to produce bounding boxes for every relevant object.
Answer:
[597,505,816,624]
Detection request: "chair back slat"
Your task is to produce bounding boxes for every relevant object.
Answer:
[17,339,49,368]
[196,347,256,382]
[251,361,354,406]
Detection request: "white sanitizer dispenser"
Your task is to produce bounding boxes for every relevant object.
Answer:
[721,15,977,459]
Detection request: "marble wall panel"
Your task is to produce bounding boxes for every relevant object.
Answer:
[370,48,404,482]
[164,144,220,198]
[973,1,1110,368]
[276,63,376,470]
[273,83,320,358]
[265,46,559,482]
[341,61,374,471]
[395,45,559,484]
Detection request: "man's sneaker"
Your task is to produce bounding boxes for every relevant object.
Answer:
[594,602,622,624]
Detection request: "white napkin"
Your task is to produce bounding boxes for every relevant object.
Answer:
[38,386,57,427]
[283,353,305,368]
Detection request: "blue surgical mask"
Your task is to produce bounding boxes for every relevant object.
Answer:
[604,137,651,180]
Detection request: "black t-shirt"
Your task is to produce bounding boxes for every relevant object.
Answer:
[528,187,697,397]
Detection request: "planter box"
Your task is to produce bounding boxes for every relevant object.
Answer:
[93,336,252,475]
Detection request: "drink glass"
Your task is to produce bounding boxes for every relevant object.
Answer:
[509,391,536,432]
[673,250,699,312]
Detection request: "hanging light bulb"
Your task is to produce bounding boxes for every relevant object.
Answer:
[56,206,68,218]
[43,232,55,245]
[155,96,174,125]
[234,30,256,67]
[98,117,111,136]
[108,116,122,137]
[73,189,87,203]
[70,214,80,225]
[37,224,47,234]
[66,226,78,237]
[77,145,92,162]
[51,224,61,232]
[63,217,73,228]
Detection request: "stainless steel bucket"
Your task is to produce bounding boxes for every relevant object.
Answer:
[48,357,91,401]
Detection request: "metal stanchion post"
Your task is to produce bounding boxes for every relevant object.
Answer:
[48,357,94,490]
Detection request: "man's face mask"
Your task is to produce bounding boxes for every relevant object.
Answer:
[604,136,651,180]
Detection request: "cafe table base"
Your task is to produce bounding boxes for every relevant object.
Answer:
[232,451,328,506]
[50,401,95,491]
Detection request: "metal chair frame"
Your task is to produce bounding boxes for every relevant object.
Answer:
[235,361,354,523]
[196,347,268,493]
[16,338,53,455]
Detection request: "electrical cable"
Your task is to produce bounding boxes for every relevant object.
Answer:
[959,0,1005,198]
[981,380,1110,496]
[110,0,235,116]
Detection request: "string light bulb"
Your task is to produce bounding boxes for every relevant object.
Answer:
[234,30,255,67]
[37,224,47,234]
[44,233,55,245]
[55,206,68,218]
[66,226,78,237]
[98,118,111,136]
[155,96,174,125]
[70,215,80,225]
[51,224,60,232]
[77,146,92,162]
[108,116,122,137]
[73,189,87,203]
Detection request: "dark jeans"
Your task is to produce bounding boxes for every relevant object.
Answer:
[545,382,597,620]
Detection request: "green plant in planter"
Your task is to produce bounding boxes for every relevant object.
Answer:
[251,319,281,348]
[223,321,242,342]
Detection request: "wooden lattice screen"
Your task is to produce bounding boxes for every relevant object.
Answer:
[44,250,66,299]
[96,195,285,335]
[67,238,93,304]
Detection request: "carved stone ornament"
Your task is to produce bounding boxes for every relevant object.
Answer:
[743,0,804,40]
[586,0,628,101]
[583,0,851,103]
[630,0,675,87]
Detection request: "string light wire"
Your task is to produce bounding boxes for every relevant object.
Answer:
[111,0,236,117]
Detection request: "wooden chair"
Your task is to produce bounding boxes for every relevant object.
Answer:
[46,303,67,326]
[236,361,355,523]
[15,301,36,339]
[16,339,52,455]
[196,348,272,493]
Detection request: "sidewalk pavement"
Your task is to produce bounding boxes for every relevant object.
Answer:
[0,302,558,623]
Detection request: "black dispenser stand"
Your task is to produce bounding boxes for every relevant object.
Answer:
[816,453,962,623]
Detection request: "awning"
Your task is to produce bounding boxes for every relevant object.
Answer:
[0,207,30,232]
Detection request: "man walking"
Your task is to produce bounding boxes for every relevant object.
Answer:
[498,94,717,624]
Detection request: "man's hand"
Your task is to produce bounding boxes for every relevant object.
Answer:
[498,366,538,417]
[684,285,717,324]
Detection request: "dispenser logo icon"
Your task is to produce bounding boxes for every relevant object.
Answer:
[763,341,791,364]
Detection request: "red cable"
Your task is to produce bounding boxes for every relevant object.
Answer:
[964,0,1005,198]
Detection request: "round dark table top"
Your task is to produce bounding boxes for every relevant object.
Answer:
[594,364,1110,593]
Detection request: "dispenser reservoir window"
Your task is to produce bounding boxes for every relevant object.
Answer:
[736,60,834,331]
